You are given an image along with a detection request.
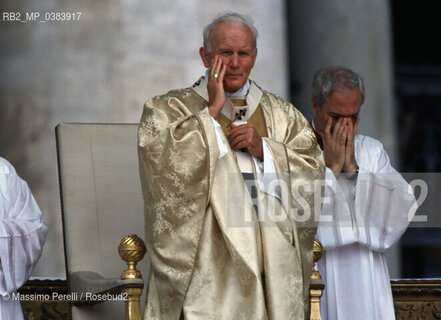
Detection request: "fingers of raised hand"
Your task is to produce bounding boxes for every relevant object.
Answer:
[333,117,343,136]
[209,56,218,79]
[324,118,332,138]
[333,118,347,143]
[347,117,359,145]
[219,62,226,80]
[347,118,354,137]
[346,121,356,150]
[210,56,225,81]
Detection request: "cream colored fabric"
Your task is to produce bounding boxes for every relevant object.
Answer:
[138,80,324,320]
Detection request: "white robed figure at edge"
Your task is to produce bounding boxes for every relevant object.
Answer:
[310,67,416,320]
[0,157,47,320]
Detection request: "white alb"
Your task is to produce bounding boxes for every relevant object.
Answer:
[317,134,416,320]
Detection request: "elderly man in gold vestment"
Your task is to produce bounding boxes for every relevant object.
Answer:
[138,12,324,320]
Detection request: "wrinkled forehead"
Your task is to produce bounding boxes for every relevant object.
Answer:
[210,22,255,48]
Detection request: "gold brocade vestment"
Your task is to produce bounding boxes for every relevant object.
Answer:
[138,78,324,320]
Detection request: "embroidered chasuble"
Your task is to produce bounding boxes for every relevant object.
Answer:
[138,76,325,320]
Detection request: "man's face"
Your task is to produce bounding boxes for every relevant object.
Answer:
[200,22,257,93]
[312,88,362,135]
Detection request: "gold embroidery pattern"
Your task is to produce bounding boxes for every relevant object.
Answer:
[139,86,325,320]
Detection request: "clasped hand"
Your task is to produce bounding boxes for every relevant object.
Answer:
[320,117,359,176]
[227,123,263,160]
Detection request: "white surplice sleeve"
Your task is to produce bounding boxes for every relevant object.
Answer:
[317,135,416,252]
[210,116,228,159]
[0,158,48,295]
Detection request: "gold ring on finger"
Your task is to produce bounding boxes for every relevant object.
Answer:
[213,73,219,79]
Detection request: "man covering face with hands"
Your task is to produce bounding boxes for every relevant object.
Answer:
[312,84,361,177]
[311,67,416,320]
[138,11,324,320]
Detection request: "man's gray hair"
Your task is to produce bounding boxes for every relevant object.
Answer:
[312,67,365,109]
[203,12,258,52]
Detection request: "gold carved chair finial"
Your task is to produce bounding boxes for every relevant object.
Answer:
[311,239,323,280]
[119,234,147,320]
[310,239,325,320]
[119,234,147,280]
